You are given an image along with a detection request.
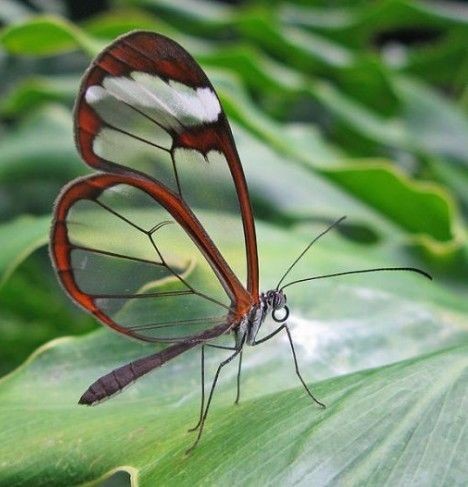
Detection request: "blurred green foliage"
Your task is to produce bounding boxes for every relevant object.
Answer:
[0,0,467,485]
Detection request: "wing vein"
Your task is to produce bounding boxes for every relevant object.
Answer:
[128,315,225,332]
[170,151,183,197]
[101,121,171,153]
[70,244,164,266]
[148,233,230,311]
[90,290,193,299]
[94,199,148,234]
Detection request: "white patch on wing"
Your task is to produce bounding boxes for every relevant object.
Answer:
[101,76,182,131]
[86,71,221,148]
[196,87,222,121]
[131,72,220,127]
[164,79,221,124]
[99,71,221,130]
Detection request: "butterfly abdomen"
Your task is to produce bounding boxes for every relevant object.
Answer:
[79,340,198,405]
[79,361,142,405]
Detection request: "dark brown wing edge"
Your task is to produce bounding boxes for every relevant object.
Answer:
[79,322,228,405]
[74,30,259,298]
[50,172,253,342]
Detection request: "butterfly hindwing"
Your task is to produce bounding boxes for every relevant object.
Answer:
[51,173,252,342]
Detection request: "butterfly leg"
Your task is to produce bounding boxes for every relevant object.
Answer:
[235,350,243,405]
[188,345,205,433]
[186,344,243,454]
[188,342,238,433]
[206,340,243,405]
[252,324,325,409]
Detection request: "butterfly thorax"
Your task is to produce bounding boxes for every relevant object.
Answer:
[237,290,288,346]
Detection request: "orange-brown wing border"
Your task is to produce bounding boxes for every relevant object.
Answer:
[50,172,253,342]
[73,30,259,299]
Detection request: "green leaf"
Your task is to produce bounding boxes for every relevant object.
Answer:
[308,80,406,148]
[197,43,305,98]
[82,8,176,39]
[428,156,468,211]
[2,339,466,486]
[0,260,96,375]
[324,162,460,251]
[0,75,78,116]
[402,31,468,91]
[0,215,50,287]
[0,15,103,56]
[213,73,463,258]
[123,0,234,33]
[392,75,468,167]
[0,105,84,183]
[236,8,355,74]
[279,1,467,40]
[0,214,466,485]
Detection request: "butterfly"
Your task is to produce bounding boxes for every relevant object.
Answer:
[50,31,431,452]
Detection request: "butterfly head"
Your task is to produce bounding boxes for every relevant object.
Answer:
[245,290,289,345]
[265,289,289,323]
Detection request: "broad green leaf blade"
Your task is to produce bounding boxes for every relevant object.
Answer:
[0,214,467,485]
[0,334,466,486]
[0,258,96,376]
[324,162,461,253]
[140,346,468,487]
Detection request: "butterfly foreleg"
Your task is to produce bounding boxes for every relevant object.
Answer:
[235,349,242,405]
[252,324,325,409]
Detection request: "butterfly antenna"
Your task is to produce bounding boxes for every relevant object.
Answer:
[275,216,347,290]
[280,266,432,291]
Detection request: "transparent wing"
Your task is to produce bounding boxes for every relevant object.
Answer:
[74,31,258,297]
[51,173,251,343]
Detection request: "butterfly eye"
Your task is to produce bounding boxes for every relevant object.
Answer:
[272,305,289,323]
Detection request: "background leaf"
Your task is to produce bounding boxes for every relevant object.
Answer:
[0,16,102,56]
[1,0,467,485]
[0,215,50,287]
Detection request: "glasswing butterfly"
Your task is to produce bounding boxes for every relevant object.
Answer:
[50,31,431,452]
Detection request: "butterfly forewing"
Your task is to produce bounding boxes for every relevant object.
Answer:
[75,31,259,297]
[52,173,251,342]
